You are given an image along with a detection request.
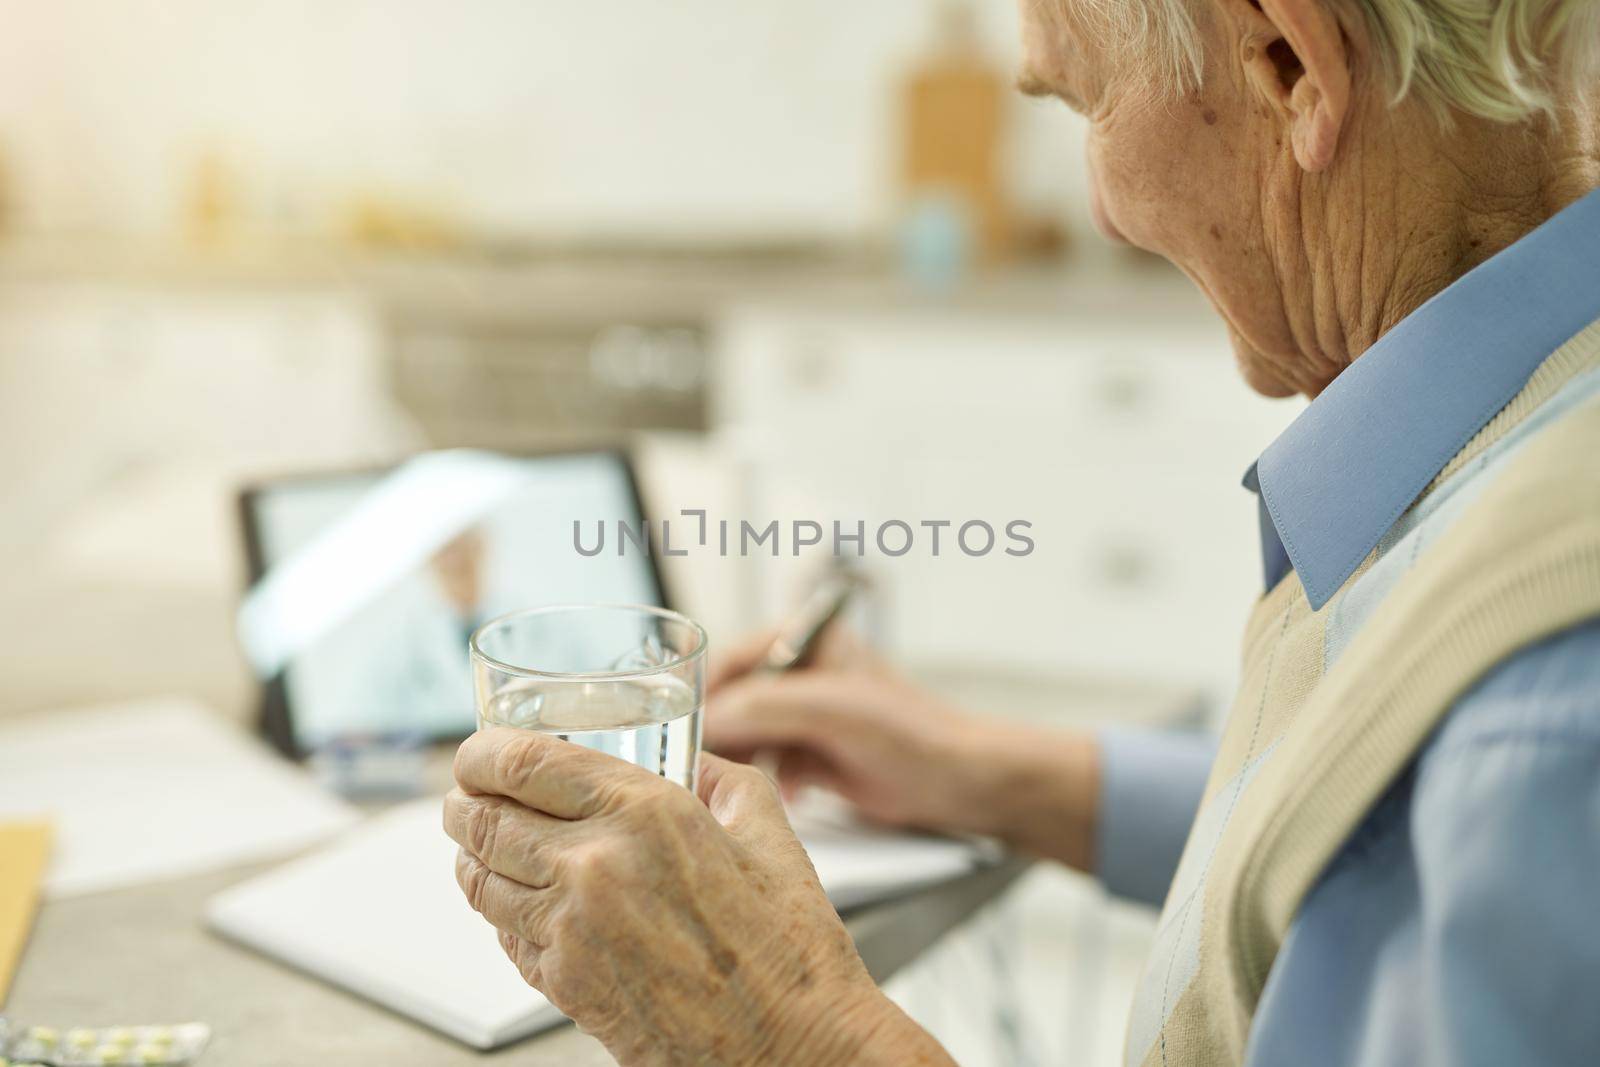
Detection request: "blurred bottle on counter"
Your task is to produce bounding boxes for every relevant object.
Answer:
[341,191,460,251]
[898,190,974,289]
[0,139,12,239]
[896,0,1010,281]
[184,148,236,246]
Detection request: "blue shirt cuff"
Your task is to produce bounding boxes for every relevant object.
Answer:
[1096,726,1217,907]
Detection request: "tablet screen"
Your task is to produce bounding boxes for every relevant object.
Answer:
[241,451,663,753]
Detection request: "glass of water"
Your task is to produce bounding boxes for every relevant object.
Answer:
[470,604,707,789]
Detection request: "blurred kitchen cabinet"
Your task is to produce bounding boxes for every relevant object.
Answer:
[0,283,415,556]
[0,281,418,718]
[710,288,1300,702]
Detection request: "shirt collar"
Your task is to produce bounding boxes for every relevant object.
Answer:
[1245,187,1600,609]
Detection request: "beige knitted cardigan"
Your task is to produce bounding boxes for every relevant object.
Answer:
[1129,325,1600,1067]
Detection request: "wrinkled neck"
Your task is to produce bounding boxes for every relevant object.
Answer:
[1312,96,1600,390]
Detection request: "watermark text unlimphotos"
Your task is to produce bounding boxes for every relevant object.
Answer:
[574,511,1034,558]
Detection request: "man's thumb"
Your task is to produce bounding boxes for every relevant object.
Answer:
[696,752,785,834]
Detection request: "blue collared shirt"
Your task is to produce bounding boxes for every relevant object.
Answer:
[1097,188,1600,1066]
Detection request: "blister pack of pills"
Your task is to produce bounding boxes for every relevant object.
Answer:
[0,1017,210,1066]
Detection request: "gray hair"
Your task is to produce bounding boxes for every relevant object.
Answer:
[1090,0,1600,122]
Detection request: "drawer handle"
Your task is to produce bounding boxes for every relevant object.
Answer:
[1094,542,1155,589]
[1095,365,1149,412]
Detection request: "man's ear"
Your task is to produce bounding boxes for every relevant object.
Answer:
[1236,0,1351,172]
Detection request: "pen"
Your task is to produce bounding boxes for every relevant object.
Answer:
[758,570,866,673]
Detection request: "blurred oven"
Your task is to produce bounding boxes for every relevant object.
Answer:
[386,310,709,450]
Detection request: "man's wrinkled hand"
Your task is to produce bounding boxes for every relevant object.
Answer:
[443,727,940,1066]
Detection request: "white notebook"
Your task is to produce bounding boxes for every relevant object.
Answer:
[207,795,988,1049]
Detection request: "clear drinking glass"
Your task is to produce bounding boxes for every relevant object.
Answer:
[470,604,707,789]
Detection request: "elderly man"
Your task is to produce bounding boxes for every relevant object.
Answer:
[443,0,1600,1061]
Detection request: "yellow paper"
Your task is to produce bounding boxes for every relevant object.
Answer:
[0,820,51,1005]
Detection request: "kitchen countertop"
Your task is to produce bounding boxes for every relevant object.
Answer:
[0,235,1209,325]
